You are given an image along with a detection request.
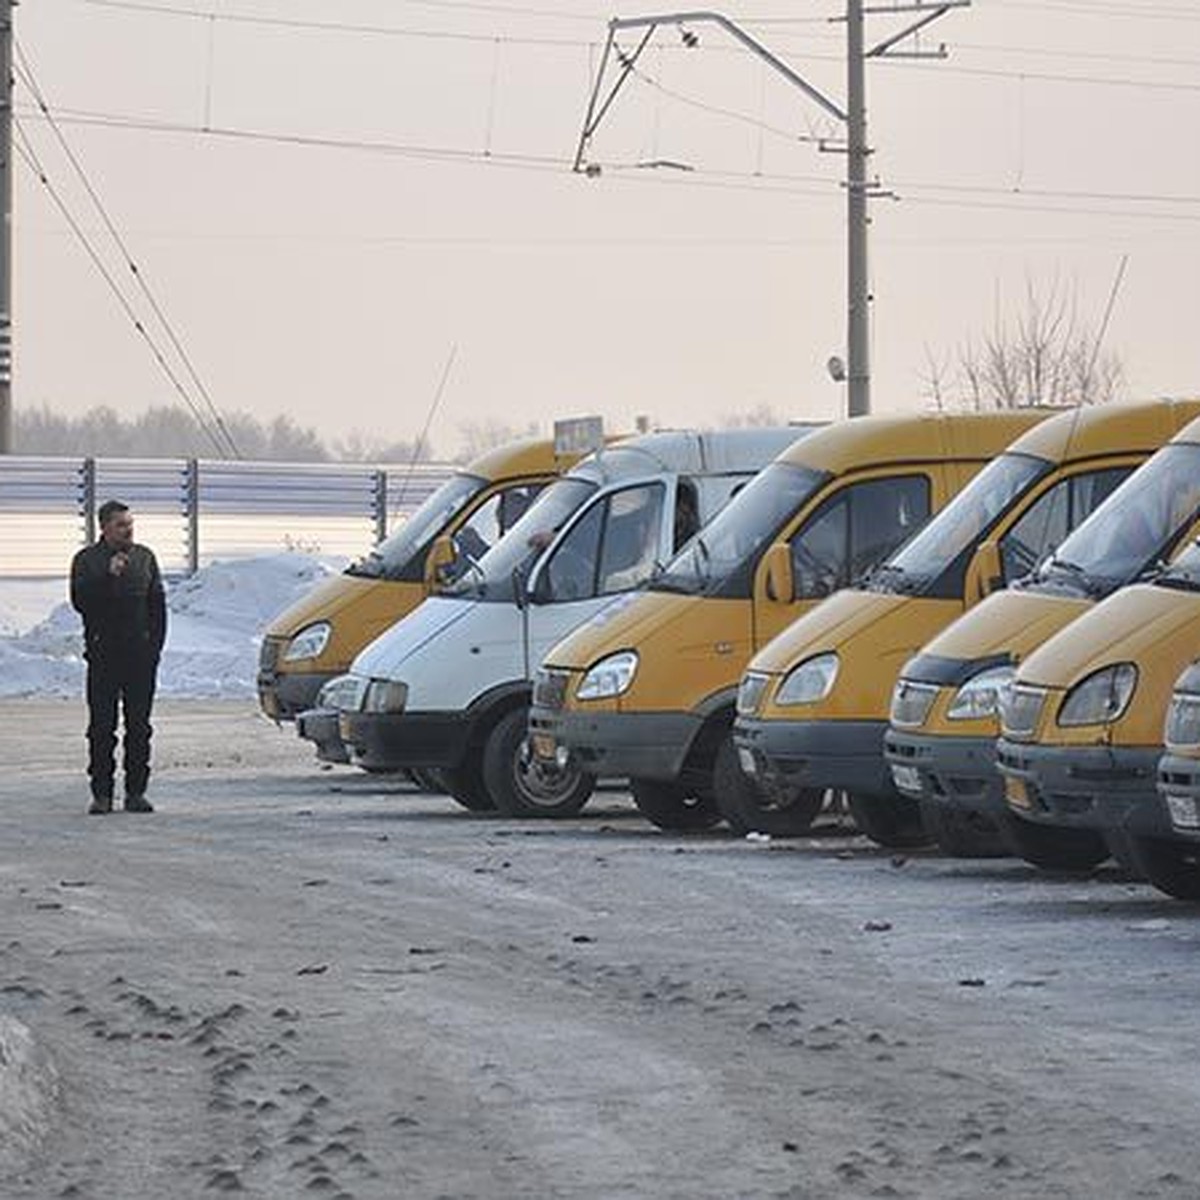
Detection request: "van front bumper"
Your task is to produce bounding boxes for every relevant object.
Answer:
[339,710,471,773]
[527,705,698,782]
[258,670,332,722]
[296,707,350,764]
[995,739,1166,837]
[733,717,893,799]
[1157,753,1200,840]
[884,730,1001,818]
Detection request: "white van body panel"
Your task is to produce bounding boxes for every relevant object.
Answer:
[346,425,820,716]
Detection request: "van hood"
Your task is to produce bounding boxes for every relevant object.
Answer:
[351,596,479,679]
[264,572,414,641]
[915,589,1091,669]
[752,590,965,721]
[542,591,698,671]
[1017,583,1200,688]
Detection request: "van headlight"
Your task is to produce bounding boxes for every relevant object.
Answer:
[1166,691,1200,748]
[318,674,363,711]
[775,653,839,706]
[576,651,638,701]
[363,679,409,714]
[1057,663,1137,728]
[947,666,1015,721]
[284,622,332,662]
[737,672,770,717]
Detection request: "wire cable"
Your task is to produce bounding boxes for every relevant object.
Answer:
[12,119,230,456]
[15,37,241,458]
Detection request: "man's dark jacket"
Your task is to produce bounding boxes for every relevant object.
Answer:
[70,541,167,662]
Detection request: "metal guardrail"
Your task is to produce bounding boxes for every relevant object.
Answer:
[0,456,457,578]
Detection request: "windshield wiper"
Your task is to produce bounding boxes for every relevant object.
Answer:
[1043,555,1102,596]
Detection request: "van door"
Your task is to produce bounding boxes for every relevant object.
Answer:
[751,471,935,650]
[525,477,673,677]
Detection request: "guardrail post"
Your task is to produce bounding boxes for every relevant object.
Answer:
[185,458,200,575]
[373,468,387,544]
[80,457,96,546]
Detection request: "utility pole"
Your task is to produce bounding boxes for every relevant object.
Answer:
[574,4,970,420]
[846,0,870,418]
[0,0,13,454]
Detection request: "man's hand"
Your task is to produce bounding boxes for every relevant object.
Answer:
[108,551,130,577]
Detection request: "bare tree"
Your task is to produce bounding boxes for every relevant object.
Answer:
[715,402,792,429]
[456,418,541,463]
[926,277,1125,411]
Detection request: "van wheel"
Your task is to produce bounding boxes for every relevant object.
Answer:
[443,750,496,813]
[1129,835,1200,900]
[714,736,824,836]
[482,707,596,819]
[918,799,1008,858]
[631,778,721,832]
[847,793,932,849]
[995,811,1107,871]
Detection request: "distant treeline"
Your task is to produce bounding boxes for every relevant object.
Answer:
[13,404,435,463]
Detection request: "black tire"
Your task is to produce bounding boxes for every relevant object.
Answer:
[714,736,825,837]
[995,810,1108,871]
[631,777,722,832]
[848,793,933,849]
[482,707,596,818]
[442,748,496,813]
[1129,835,1200,900]
[919,799,1009,858]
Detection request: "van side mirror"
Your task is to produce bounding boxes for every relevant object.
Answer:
[425,533,457,588]
[764,543,794,604]
[971,540,1004,601]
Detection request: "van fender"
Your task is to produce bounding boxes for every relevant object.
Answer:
[680,687,740,779]
[461,680,534,749]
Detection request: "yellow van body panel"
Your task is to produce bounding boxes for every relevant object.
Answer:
[913,590,1091,738]
[1014,584,1200,748]
[754,591,963,722]
[996,398,1200,462]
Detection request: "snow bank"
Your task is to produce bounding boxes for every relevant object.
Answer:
[0,553,343,700]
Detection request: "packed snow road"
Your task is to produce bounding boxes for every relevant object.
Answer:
[3,700,1200,1199]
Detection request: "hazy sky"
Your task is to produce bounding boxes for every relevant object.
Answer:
[13,0,1200,457]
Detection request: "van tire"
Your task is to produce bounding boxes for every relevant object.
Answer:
[714,736,824,837]
[1129,835,1200,900]
[482,707,596,818]
[631,778,721,832]
[996,811,1107,871]
[408,768,446,794]
[443,751,496,813]
[918,800,1008,858]
[847,793,932,849]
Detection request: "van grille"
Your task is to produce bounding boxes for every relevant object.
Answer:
[259,636,285,672]
[1000,685,1047,740]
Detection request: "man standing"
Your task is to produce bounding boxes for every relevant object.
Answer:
[70,500,167,814]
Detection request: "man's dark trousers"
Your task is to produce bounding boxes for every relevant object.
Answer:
[87,647,158,802]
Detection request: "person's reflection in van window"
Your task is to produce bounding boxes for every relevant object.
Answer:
[674,483,700,552]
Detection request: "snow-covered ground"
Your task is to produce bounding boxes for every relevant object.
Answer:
[0,554,343,700]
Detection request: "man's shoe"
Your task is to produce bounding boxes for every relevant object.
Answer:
[124,795,154,814]
[88,796,113,815]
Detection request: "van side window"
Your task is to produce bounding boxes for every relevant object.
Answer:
[790,475,931,599]
[674,480,700,552]
[599,484,666,594]
[999,467,1129,583]
[543,502,605,601]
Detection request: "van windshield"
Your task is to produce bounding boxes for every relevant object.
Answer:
[1034,444,1200,597]
[652,462,827,598]
[446,477,599,602]
[872,453,1050,596]
[346,473,484,581]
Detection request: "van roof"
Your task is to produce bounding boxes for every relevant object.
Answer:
[1167,401,1200,446]
[576,425,823,482]
[1006,398,1200,461]
[782,410,1045,475]
[464,437,563,480]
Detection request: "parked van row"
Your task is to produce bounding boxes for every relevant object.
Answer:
[263,400,1200,903]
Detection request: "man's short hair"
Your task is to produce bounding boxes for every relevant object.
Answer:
[98,499,130,526]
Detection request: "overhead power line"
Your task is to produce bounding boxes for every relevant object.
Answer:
[11,120,230,456]
[14,35,240,457]
[19,105,1200,224]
